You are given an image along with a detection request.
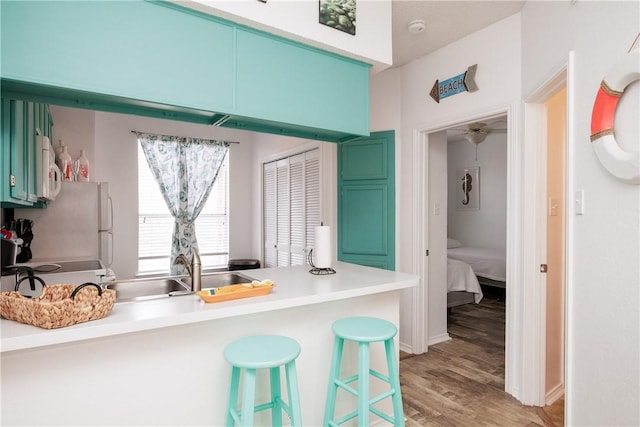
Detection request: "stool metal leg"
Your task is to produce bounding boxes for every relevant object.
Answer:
[270,367,283,426]
[323,336,344,426]
[384,338,405,427]
[240,368,257,427]
[226,366,241,427]
[285,360,303,426]
[358,342,370,426]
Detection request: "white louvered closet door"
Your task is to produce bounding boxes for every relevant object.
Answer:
[289,154,305,265]
[304,150,321,259]
[276,158,290,267]
[263,161,277,268]
[262,149,320,268]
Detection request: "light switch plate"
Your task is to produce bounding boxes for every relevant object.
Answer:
[575,189,585,215]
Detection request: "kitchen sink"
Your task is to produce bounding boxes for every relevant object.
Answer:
[105,277,191,302]
[104,272,256,302]
[180,271,255,289]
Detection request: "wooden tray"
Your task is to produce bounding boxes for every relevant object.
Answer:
[196,284,275,303]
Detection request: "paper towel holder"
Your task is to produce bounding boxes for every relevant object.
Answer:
[307,249,336,275]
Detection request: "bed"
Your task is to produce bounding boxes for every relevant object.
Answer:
[447,238,507,288]
[447,258,483,308]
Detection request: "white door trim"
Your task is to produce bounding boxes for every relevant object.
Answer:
[521,52,574,409]
[412,103,524,398]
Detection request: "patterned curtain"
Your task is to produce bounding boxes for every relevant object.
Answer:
[137,133,229,275]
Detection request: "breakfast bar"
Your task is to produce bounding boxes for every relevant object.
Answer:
[0,262,417,426]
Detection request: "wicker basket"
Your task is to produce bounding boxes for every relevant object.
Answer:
[0,283,116,329]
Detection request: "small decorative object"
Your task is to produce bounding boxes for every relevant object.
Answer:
[319,0,356,36]
[589,44,639,184]
[77,149,90,181]
[429,64,478,103]
[456,167,480,211]
[57,144,73,181]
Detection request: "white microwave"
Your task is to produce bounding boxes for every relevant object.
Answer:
[36,135,62,201]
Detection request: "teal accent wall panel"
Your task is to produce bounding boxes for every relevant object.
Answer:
[341,185,388,255]
[1,1,235,113]
[338,131,395,270]
[341,138,388,180]
[340,255,389,270]
[235,28,370,136]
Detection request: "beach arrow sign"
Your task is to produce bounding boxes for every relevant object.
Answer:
[429,64,478,103]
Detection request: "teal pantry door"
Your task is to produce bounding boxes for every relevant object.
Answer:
[338,130,395,270]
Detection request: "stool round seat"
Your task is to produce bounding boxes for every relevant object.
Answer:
[224,335,301,369]
[332,316,398,342]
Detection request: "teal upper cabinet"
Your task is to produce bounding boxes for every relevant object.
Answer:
[234,28,369,137]
[0,1,235,115]
[0,1,369,142]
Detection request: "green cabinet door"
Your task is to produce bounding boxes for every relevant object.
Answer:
[338,131,395,270]
[1,98,52,206]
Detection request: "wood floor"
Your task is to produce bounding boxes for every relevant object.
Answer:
[400,289,564,426]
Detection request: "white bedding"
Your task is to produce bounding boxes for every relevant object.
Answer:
[447,258,483,303]
[447,246,506,282]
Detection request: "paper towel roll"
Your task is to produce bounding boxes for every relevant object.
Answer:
[314,226,331,268]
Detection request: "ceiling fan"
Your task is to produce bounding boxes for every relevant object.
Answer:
[450,120,507,160]
[458,121,507,145]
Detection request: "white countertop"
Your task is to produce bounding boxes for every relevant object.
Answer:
[0,262,417,353]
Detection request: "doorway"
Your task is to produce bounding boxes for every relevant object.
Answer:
[421,111,509,369]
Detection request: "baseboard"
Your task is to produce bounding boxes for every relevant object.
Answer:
[428,332,451,346]
[399,342,414,354]
[545,383,565,405]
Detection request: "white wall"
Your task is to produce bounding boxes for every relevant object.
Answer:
[49,106,96,175]
[521,1,639,425]
[370,13,521,351]
[447,133,507,249]
[179,0,392,72]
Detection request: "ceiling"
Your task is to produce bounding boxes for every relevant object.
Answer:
[391,0,525,68]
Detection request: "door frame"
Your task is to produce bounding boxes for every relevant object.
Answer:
[413,104,522,396]
[522,52,574,408]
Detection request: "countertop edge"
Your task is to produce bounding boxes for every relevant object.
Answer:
[1,264,418,353]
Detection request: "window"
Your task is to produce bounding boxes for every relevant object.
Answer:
[263,149,320,268]
[137,143,229,274]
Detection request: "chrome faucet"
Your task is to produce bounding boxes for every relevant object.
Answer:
[174,248,202,292]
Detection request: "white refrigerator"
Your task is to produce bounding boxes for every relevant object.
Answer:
[19,181,113,268]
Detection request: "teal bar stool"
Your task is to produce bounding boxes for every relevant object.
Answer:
[224,335,303,427]
[323,317,405,427]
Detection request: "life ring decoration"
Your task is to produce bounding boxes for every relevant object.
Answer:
[590,48,640,184]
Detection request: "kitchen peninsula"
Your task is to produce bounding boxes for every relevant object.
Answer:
[1,262,417,426]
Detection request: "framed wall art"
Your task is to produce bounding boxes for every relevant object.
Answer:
[319,0,356,35]
[456,167,480,211]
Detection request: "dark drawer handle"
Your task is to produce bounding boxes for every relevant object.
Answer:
[71,282,102,299]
